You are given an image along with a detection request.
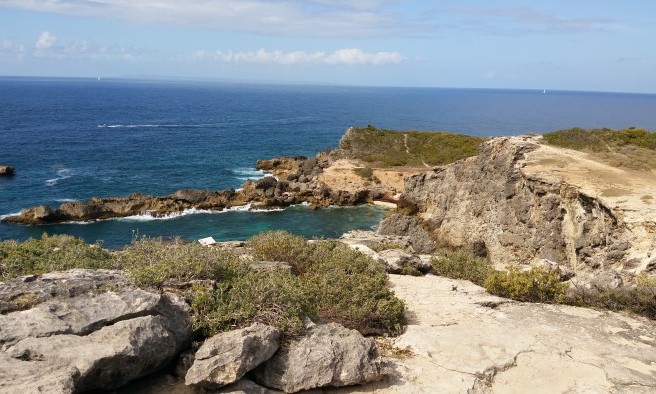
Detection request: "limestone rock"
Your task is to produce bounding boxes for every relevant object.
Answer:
[378,249,431,274]
[0,165,14,176]
[185,322,280,389]
[0,268,127,314]
[378,214,436,254]
[0,269,192,393]
[253,322,386,393]
[384,135,656,281]
[358,274,656,393]
[218,378,281,394]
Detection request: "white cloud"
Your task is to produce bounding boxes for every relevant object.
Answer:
[35,31,57,49]
[0,0,412,37]
[193,48,404,65]
[0,40,25,53]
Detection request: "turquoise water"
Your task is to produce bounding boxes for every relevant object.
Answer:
[2,77,656,247]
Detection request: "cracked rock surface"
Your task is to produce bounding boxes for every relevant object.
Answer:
[0,269,192,393]
[329,274,656,393]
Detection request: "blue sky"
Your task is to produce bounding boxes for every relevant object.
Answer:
[0,1,654,93]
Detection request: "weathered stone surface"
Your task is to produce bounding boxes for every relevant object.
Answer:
[0,268,127,314]
[382,136,656,281]
[378,214,436,254]
[0,269,192,393]
[185,323,280,389]
[327,275,656,393]
[377,249,431,274]
[253,322,386,393]
[218,378,281,394]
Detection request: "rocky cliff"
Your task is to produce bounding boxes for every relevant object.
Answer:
[380,135,656,282]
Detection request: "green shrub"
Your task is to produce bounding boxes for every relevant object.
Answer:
[543,127,656,170]
[352,167,374,180]
[248,233,406,335]
[484,266,567,303]
[562,275,656,319]
[246,231,312,274]
[430,250,491,286]
[115,237,246,287]
[190,269,314,337]
[0,234,115,280]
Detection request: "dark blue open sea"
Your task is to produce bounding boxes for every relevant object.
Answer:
[2,77,656,248]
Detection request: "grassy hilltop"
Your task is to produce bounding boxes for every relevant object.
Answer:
[335,125,484,167]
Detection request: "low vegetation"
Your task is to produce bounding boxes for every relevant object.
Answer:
[543,127,656,170]
[431,250,491,286]
[431,248,656,318]
[0,234,116,280]
[0,232,405,338]
[338,125,483,167]
[247,231,406,335]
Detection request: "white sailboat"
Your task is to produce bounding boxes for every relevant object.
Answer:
[542,89,546,94]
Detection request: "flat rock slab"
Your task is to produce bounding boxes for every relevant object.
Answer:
[0,269,192,393]
[328,274,656,393]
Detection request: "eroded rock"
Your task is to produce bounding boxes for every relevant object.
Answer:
[185,322,280,389]
[0,269,192,393]
[378,249,431,274]
[253,322,386,393]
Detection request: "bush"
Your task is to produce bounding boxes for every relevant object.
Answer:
[115,237,246,287]
[484,266,568,303]
[190,270,314,337]
[430,249,491,286]
[249,233,406,335]
[352,167,374,180]
[562,275,656,319]
[246,231,312,274]
[0,234,115,280]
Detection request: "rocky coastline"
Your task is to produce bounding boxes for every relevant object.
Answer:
[2,127,656,392]
[1,155,393,225]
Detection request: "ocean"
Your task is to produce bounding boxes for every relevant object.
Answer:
[2,77,656,248]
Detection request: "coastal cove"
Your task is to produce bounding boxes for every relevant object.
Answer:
[1,205,385,249]
[2,78,656,246]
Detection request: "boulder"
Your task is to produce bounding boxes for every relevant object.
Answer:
[0,269,192,393]
[253,322,386,392]
[378,249,431,274]
[0,165,14,176]
[185,323,280,389]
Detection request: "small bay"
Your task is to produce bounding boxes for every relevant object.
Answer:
[2,77,656,246]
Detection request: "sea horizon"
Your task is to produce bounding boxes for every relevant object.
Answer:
[1,75,655,96]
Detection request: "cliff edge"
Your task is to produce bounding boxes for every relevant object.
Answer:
[380,135,656,282]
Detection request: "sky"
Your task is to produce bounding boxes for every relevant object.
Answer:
[0,1,655,93]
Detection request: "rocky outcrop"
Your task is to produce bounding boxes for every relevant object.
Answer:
[0,269,192,393]
[340,230,432,274]
[0,166,14,176]
[380,136,656,281]
[2,154,383,224]
[185,323,280,388]
[253,322,386,392]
